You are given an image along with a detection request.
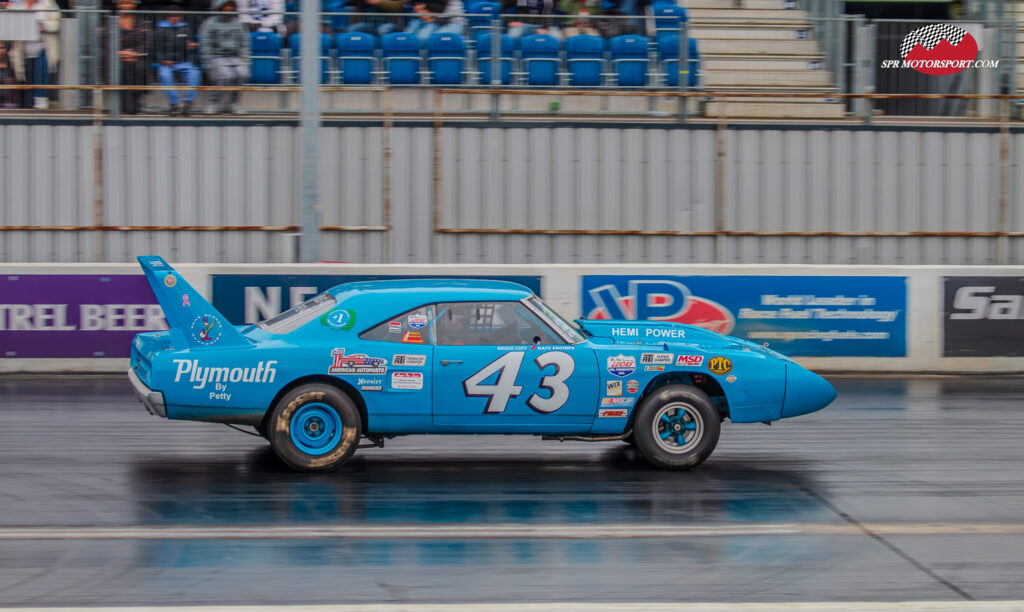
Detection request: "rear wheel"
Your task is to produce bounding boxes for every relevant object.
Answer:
[268,384,361,472]
[633,384,720,470]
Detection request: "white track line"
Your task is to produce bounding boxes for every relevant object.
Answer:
[2,522,1024,540]
[5,603,1024,612]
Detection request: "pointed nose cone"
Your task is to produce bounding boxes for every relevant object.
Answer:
[783,364,837,418]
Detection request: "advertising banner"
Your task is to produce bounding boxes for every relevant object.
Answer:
[944,277,1024,357]
[212,274,544,325]
[0,275,165,358]
[581,275,906,357]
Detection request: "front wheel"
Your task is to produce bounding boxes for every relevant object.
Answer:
[268,384,362,472]
[633,384,720,470]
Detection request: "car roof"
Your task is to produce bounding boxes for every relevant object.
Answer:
[330,279,536,317]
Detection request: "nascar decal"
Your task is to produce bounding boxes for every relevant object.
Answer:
[676,355,704,367]
[601,397,634,406]
[391,371,423,390]
[598,408,628,418]
[607,354,635,378]
[606,380,622,396]
[172,359,278,400]
[189,314,222,344]
[322,308,356,331]
[329,349,387,375]
[708,356,732,375]
[641,352,673,365]
[392,354,426,366]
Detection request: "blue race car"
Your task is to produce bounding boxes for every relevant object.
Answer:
[129,256,836,471]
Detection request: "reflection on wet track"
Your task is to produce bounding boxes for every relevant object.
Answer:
[2,375,1024,606]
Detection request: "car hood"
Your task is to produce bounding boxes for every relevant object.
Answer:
[576,319,792,361]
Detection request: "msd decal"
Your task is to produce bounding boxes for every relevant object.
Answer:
[583,278,735,334]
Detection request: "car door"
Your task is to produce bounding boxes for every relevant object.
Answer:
[431,301,598,433]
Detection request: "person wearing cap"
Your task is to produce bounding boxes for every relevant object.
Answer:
[198,0,250,114]
[155,6,200,115]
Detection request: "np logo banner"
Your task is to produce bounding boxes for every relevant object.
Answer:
[212,274,543,325]
[581,275,906,357]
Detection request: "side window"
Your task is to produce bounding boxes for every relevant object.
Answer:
[435,302,559,346]
[359,305,435,345]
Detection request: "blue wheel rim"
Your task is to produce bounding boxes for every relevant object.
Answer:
[289,402,343,456]
[652,403,703,454]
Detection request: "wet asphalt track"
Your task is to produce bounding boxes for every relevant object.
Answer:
[1,374,1024,607]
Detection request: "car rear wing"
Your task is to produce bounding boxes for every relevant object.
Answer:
[137,255,249,349]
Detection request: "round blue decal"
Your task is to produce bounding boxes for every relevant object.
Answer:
[190,314,222,344]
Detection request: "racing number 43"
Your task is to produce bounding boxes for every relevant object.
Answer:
[463,351,575,414]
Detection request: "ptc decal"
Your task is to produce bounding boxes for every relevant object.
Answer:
[606,354,636,378]
[708,356,732,375]
[189,314,222,344]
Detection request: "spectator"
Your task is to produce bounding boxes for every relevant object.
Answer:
[0,42,17,108]
[404,0,465,45]
[155,7,200,115]
[504,0,561,41]
[558,0,600,37]
[346,0,407,38]
[7,0,60,109]
[237,0,284,35]
[199,0,250,114]
[102,0,154,114]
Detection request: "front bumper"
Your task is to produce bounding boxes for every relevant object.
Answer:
[128,368,167,418]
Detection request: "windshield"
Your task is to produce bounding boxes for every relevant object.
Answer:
[525,296,586,344]
[258,292,336,334]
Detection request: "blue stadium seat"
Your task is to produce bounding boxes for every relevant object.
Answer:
[250,31,282,84]
[565,34,604,86]
[335,32,377,84]
[382,32,422,84]
[466,1,502,40]
[288,32,332,83]
[658,35,699,87]
[653,4,688,40]
[475,33,514,84]
[609,34,649,86]
[427,32,467,85]
[520,33,560,86]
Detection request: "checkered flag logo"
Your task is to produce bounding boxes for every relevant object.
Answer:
[900,23,967,59]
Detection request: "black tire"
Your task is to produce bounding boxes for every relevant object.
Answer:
[622,431,636,446]
[268,384,362,472]
[632,384,720,470]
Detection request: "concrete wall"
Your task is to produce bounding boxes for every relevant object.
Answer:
[2,262,1022,374]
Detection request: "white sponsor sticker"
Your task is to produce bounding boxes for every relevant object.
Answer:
[391,371,423,390]
[600,397,634,406]
[392,354,427,366]
[640,352,673,365]
[606,380,622,396]
[676,355,705,367]
[598,408,628,418]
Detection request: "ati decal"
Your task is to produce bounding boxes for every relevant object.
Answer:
[322,308,356,331]
[407,313,428,329]
[676,355,704,367]
[708,356,733,375]
[392,354,426,366]
[600,397,634,406]
[640,352,673,365]
[607,354,636,378]
[389,321,402,334]
[164,274,177,288]
[329,348,387,375]
[626,380,639,394]
[173,359,277,390]
[585,279,735,334]
[644,365,665,372]
[403,330,424,344]
[391,371,423,390]
[189,314,222,344]
[598,408,628,418]
[606,380,622,396]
